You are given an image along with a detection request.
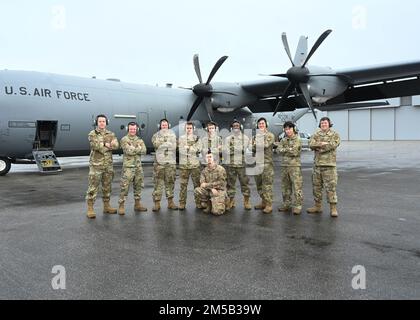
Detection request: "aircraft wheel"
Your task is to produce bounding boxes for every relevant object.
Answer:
[0,157,11,176]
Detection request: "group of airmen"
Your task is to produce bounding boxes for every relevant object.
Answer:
[85,114,341,219]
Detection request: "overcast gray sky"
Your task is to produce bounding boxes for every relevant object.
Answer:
[0,0,419,86]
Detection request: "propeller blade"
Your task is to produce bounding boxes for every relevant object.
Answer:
[193,54,203,84]
[282,32,295,67]
[206,56,228,85]
[299,83,317,120]
[204,98,214,121]
[273,82,295,116]
[187,96,204,121]
[178,86,193,90]
[263,73,288,78]
[210,90,238,96]
[294,36,308,67]
[302,29,332,68]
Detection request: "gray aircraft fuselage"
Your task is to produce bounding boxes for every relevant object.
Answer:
[0,70,304,167]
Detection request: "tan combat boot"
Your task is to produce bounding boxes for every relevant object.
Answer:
[152,200,161,212]
[244,196,252,210]
[263,203,273,214]
[278,205,291,212]
[86,200,96,219]
[199,201,207,210]
[307,202,323,214]
[203,201,212,214]
[254,199,265,210]
[103,200,117,214]
[330,203,338,218]
[168,198,179,210]
[225,197,233,211]
[134,199,147,212]
[178,202,186,211]
[230,198,236,209]
[293,207,302,215]
[118,202,125,215]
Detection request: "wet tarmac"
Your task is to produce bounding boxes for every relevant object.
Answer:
[0,142,419,300]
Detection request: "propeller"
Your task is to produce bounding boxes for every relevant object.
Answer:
[272,30,333,118]
[181,54,236,121]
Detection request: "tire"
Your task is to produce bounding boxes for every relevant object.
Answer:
[0,157,11,176]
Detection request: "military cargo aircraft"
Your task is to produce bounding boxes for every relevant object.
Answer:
[1,30,420,175]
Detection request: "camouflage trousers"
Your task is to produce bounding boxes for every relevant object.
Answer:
[86,165,114,202]
[152,163,176,201]
[119,166,144,204]
[194,187,227,216]
[312,166,338,204]
[226,166,250,198]
[281,166,303,209]
[179,167,201,204]
[254,164,274,204]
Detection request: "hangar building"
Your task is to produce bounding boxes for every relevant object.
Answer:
[296,96,420,140]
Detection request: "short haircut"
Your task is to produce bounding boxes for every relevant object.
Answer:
[283,121,295,129]
[127,122,138,128]
[319,117,332,127]
[96,114,107,121]
[257,117,267,125]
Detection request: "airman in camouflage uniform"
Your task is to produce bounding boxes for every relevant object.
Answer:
[307,117,341,218]
[194,152,228,216]
[252,118,276,214]
[86,115,119,219]
[223,120,252,210]
[178,122,202,210]
[118,122,147,215]
[277,122,303,215]
[151,119,178,212]
[200,121,223,165]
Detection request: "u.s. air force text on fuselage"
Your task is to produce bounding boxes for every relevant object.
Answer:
[3,86,91,102]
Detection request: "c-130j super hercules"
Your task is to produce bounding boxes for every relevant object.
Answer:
[1,30,420,175]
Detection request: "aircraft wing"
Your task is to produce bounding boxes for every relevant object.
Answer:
[337,61,420,85]
[242,61,420,113]
[328,61,420,105]
[247,97,392,113]
[241,78,290,99]
[247,96,300,113]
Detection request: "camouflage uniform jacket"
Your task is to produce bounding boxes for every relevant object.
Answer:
[152,129,177,165]
[200,165,227,191]
[88,129,119,167]
[178,134,202,169]
[224,133,250,168]
[309,129,341,167]
[278,134,302,167]
[252,131,275,165]
[120,134,146,168]
[200,135,223,159]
